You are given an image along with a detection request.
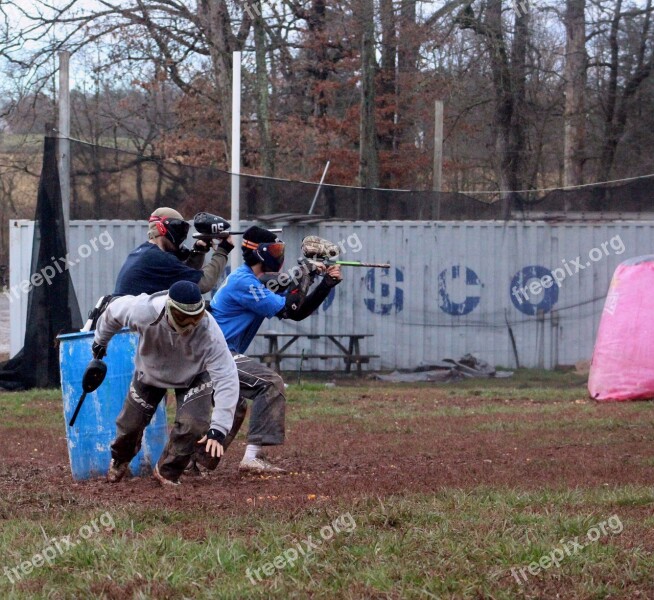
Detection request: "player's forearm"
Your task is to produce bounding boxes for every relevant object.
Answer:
[198,246,230,293]
[282,277,340,321]
[184,250,205,270]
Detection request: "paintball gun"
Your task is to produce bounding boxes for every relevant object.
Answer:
[301,236,390,269]
[192,212,281,241]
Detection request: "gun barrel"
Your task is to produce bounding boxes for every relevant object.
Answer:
[334,260,391,268]
[193,228,282,239]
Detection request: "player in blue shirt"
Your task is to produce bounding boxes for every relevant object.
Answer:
[207,226,342,473]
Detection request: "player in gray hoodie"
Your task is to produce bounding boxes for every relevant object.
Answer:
[93,280,239,486]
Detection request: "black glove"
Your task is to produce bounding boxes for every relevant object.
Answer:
[323,273,342,288]
[174,245,191,261]
[192,240,211,254]
[217,238,234,253]
[91,342,106,360]
[206,428,226,445]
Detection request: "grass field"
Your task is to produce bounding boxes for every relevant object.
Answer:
[1,370,653,599]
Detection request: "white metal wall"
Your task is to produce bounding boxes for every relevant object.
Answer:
[9,220,650,370]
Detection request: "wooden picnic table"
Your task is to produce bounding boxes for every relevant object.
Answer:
[251,333,377,375]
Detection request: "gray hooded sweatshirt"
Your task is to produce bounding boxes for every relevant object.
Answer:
[94,292,239,435]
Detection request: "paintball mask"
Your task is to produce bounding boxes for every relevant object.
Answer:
[165,281,205,335]
[149,214,190,250]
[242,239,285,273]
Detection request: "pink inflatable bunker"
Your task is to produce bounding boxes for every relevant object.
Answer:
[589,256,654,401]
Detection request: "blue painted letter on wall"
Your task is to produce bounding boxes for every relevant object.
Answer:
[510,265,559,315]
[438,266,482,316]
[322,288,336,311]
[364,268,404,315]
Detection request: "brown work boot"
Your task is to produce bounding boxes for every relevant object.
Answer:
[153,464,181,487]
[106,459,130,483]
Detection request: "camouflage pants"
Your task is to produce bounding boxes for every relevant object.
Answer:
[111,371,213,481]
[193,353,286,471]
[225,353,286,448]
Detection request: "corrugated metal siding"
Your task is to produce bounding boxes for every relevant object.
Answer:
[9,220,34,357]
[9,219,650,370]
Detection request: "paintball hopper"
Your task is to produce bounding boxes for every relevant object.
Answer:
[192,213,282,240]
[192,213,231,239]
[302,236,340,260]
[82,359,108,392]
[301,235,391,269]
[68,358,108,427]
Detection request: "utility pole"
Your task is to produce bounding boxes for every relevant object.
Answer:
[230,51,242,272]
[58,50,71,244]
[432,100,444,219]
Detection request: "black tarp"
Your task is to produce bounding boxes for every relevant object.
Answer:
[0,137,82,390]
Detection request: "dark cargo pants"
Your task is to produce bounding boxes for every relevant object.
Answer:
[111,371,213,481]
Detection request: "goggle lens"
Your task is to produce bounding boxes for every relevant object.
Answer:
[164,219,190,236]
[261,242,285,258]
[169,306,204,327]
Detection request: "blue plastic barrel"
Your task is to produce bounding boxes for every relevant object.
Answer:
[58,329,168,481]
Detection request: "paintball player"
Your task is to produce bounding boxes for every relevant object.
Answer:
[93,280,239,486]
[113,207,234,296]
[207,226,342,473]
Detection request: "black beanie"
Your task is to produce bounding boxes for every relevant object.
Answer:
[243,226,278,244]
[242,226,279,266]
[168,281,204,314]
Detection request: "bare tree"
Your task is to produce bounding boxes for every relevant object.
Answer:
[10,0,253,164]
[594,0,654,179]
[4,0,654,201]
[458,0,530,217]
[253,0,274,178]
[564,0,587,187]
[358,0,379,188]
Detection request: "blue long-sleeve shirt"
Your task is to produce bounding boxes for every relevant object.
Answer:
[209,265,285,353]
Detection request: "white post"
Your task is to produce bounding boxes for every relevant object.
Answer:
[230,51,242,272]
[58,50,71,244]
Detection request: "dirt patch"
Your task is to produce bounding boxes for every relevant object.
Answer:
[0,427,67,465]
[1,392,653,517]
